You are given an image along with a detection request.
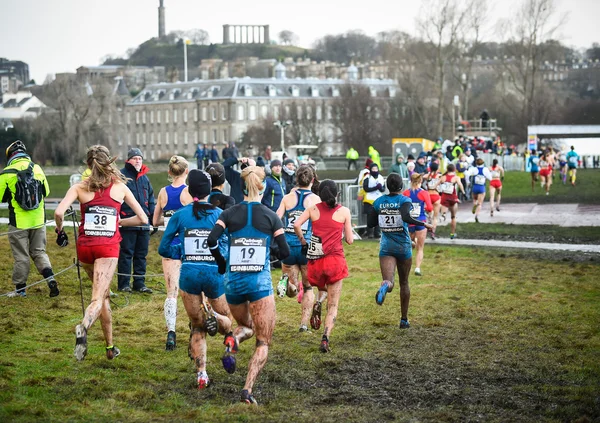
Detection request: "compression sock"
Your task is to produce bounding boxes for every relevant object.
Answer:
[164,297,177,332]
[317,291,328,303]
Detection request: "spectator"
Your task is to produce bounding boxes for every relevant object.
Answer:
[264,145,272,163]
[117,148,155,294]
[389,153,409,179]
[368,145,381,168]
[0,140,59,297]
[464,148,475,166]
[209,143,220,164]
[346,147,359,170]
[452,140,464,160]
[414,152,428,174]
[480,109,490,128]
[202,143,210,168]
[221,143,232,162]
[262,159,286,211]
[362,162,385,238]
[282,158,296,194]
[193,144,205,169]
[223,156,254,204]
[442,138,454,154]
[230,142,240,160]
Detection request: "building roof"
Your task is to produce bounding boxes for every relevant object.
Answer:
[129,77,398,106]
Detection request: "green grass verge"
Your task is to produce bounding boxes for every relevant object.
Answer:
[435,223,600,245]
[0,232,598,422]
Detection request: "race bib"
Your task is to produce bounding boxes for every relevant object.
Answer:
[491,171,500,179]
[569,156,577,164]
[306,234,324,260]
[427,179,438,190]
[441,182,455,194]
[285,210,309,234]
[378,210,404,233]
[532,157,539,165]
[229,237,267,272]
[163,209,175,228]
[183,229,213,262]
[409,204,421,218]
[474,175,486,185]
[539,160,548,168]
[84,205,117,237]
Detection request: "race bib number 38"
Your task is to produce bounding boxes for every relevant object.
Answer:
[229,237,267,272]
[184,229,213,262]
[84,205,117,237]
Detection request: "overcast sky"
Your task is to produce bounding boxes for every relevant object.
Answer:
[2,0,599,83]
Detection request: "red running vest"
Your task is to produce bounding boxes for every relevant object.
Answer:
[308,203,345,259]
[78,183,122,246]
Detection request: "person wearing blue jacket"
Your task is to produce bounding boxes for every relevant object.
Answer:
[262,159,286,212]
[118,148,156,293]
[158,169,232,390]
[223,156,255,204]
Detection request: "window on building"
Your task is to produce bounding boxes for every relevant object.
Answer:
[211,106,217,121]
[273,106,280,120]
[316,105,322,121]
[194,131,198,144]
[249,105,257,121]
[184,132,188,145]
[166,132,170,145]
[126,112,130,125]
[165,110,170,123]
[223,129,227,142]
[142,111,146,124]
[284,105,290,118]
[306,106,312,120]
[127,133,131,145]
[150,133,154,145]
[221,105,227,121]
[202,107,207,121]
[173,110,178,123]
[327,105,333,120]
[237,105,245,121]
[157,110,161,123]
[260,105,268,119]
[135,111,140,124]
[150,110,154,124]
[183,109,188,123]
[136,133,140,144]
[202,130,207,142]
[213,129,217,142]
[157,132,161,145]
[194,108,198,122]
[142,133,147,145]
[174,132,178,145]
[296,105,302,120]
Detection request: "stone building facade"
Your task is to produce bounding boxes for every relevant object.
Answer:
[120,66,398,161]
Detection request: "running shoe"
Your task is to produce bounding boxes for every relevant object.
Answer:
[320,336,330,353]
[310,301,322,330]
[166,330,176,351]
[429,231,436,240]
[297,282,304,304]
[74,324,88,361]
[222,332,238,374]
[496,206,500,212]
[475,216,479,223]
[47,279,59,298]
[490,210,494,216]
[202,299,218,337]
[546,192,549,196]
[414,268,422,276]
[375,281,390,306]
[277,274,289,298]
[241,389,258,405]
[472,204,477,214]
[399,319,411,329]
[299,325,309,332]
[106,346,120,360]
[450,233,456,240]
[197,371,210,390]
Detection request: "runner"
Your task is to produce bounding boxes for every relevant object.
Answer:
[466,158,492,223]
[54,145,148,361]
[488,159,505,216]
[538,152,552,196]
[528,149,540,192]
[293,180,353,353]
[206,162,235,210]
[456,154,470,201]
[423,162,442,239]
[207,166,290,405]
[158,169,233,389]
[276,165,321,332]
[152,155,193,351]
[402,173,433,276]
[369,173,433,328]
[558,152,568,185]
[566,146,580,186]
[435,163,465,240]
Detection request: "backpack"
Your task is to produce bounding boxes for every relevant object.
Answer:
[2,162,44,210]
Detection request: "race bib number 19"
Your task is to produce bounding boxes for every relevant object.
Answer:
[229,237,267,272]
[84,205,117,237]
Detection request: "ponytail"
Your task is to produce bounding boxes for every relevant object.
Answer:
[318,179,338,208]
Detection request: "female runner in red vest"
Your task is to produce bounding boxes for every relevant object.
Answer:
[55,145,148,361]
[294,180,353,353]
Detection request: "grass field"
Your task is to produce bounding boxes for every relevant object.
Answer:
[42,168,600,205]
[0,231,598,422]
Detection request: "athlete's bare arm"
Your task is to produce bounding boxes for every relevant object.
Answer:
[341,207,354,245]
[121,184,149,227]
[54,184,81,232]
[152,187,167,227]
[454,176,466,195]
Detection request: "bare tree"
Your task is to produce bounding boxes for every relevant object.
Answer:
[186,29,210,45]
[278,30,298,46]
[416,0,473,137]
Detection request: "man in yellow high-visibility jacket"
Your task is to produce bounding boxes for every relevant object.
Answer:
[346,147,359,170]
[368,145,381,168]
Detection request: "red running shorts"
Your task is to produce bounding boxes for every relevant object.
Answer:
[490,180,502,189]
[539,168,551,178]
[307,255,349,289]
[441,195,458,209]
[77,244,120,264]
